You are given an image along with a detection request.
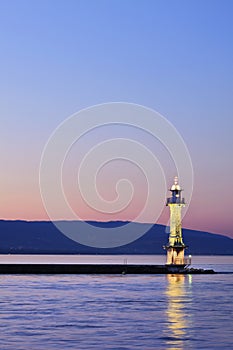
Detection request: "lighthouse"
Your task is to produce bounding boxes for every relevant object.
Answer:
[165,177,187,265]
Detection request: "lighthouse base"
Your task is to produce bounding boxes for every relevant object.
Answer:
[165,247,186,265]
[164,245,186,265]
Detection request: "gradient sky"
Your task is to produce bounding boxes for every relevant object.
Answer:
[0,0,233,238]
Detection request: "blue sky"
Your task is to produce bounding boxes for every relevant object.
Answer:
[0,0,233,237]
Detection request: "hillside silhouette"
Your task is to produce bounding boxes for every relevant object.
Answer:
[0,220,232,255]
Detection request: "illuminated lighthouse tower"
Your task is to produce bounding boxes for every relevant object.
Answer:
[165,177,187,265]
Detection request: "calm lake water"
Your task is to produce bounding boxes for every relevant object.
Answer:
[0,255,232,349]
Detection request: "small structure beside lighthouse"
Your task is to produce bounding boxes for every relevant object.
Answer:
[165,177,187,265]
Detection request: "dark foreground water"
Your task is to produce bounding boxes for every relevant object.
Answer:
[0,256,232,349]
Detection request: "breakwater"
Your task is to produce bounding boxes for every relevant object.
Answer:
[0,263,215,274]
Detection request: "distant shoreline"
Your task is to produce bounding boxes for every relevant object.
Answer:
[0,220,232,255]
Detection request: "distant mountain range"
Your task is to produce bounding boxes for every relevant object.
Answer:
[0,220,232,255]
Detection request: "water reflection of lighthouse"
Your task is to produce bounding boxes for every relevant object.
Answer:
[165,274,192,349]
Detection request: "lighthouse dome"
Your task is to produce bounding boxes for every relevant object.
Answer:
[171,184,181,190]
[171,176,181,190]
